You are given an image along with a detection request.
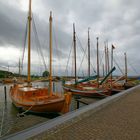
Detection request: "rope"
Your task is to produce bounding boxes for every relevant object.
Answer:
[17,105,34,117]
[0,103,5,137]
[77,36,87,76]
[21,20,28,73]
[77,35,96,75]
[100,50,104,66]
[77,43,88,76]
[32,15,47,70]
[90,41,97,73]
[53,21,60,76]
[113,58,124,75]
[0,104,34,137]
[128,61,139,75]
[0,87,11,137]
[65,42,73,76]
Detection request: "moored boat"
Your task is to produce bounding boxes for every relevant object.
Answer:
[10,0,71,114]
[63,84,110,98]
[10,84,70,113]
[63,27,110,98]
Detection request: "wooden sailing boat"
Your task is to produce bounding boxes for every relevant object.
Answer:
[63,26,110,98]
[123,52,134,89]
[105,46,128,94]
[10,0,71,113]
[100,44,123,94]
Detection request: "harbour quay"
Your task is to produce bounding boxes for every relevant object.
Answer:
[2,85,140,140]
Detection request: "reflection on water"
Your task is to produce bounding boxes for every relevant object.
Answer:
[0,81,98,137]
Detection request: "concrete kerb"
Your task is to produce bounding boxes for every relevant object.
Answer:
[1,85,140,140]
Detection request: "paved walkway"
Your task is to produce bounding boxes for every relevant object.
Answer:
[30,85,140,140]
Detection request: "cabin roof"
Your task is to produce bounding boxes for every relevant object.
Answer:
[19,87,37,92]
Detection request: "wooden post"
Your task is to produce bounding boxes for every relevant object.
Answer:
[53,82,55,92]
[77,100,79,109]
[75,96,81,109]
[4,86,7,101]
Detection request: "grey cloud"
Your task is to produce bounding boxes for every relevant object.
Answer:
[0,0,140,76]
[0,2,27,47]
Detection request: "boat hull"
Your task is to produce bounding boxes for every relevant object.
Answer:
[63,85,110,98]
[10,84,71,114]
[11,98,65,113]
[111,88,124,94]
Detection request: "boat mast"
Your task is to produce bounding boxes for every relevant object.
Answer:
[73,23,77,83]
[103,64,105,77]
[19,58,21,77]
[124,52,127,83]
[88,28,90,77]
[104,43,107,75]
[49,11,53,96]
[107,42,110,73]
[27,0,32,85]
[111,44,115,87]
[96,37,99,88]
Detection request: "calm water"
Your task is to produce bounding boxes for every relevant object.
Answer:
[0,81,98,137]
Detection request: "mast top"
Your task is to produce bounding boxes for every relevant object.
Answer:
[28,0,32,16]
[49,11,52,22]
[73,23,75,32]
[88,27,90,38]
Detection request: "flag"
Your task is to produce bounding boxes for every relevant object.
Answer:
[112,44,115,49]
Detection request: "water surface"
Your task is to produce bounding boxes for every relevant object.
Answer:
[0,81,99,137]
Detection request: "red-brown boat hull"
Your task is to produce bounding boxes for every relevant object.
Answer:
[10,84,71,113]
[63,85,110,98]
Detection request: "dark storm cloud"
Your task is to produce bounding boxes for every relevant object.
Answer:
[0,0,72,61]
[0,0,140,75]
[0,2,27,47]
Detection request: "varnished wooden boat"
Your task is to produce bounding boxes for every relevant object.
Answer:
[10,84,71,113]
[10,1,71,114]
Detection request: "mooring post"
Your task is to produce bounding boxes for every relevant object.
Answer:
[53,82,55,92]
[77,100,80,109]
[4,86,7,101]
[74,96,81,109]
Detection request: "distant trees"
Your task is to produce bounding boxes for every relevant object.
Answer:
[42,70,49,77]
[0,70,13,78]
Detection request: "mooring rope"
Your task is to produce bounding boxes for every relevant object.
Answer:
[0,103,5,137]
[17,104,34,117]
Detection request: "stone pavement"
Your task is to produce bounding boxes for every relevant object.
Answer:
[30,85,140,140]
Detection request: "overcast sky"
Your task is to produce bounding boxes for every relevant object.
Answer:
[0,0,140,76]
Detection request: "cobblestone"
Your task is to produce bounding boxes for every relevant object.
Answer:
[30,85,140,140]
